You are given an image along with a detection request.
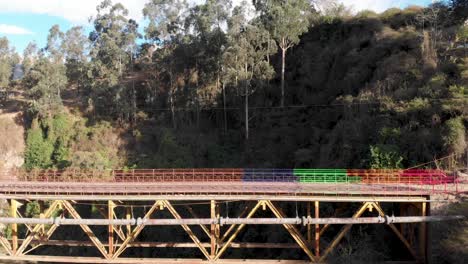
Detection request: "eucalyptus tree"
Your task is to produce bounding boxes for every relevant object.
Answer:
[253,0,312,107]
[63,26,90,92]
[24,56,67,117]
[45,25,65,64]
[223,21,275,140]
[88,0,139,121]
[21,26,67,116]
[22,42,38,76]
[0,37,17,92]
[184,0,232,128]
[143,0,188,128]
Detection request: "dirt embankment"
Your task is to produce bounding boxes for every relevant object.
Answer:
[0,112,24,170]
[0,110,25,249]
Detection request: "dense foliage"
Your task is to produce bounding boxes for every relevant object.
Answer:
[0,1,465,262]
[0,0,465,170]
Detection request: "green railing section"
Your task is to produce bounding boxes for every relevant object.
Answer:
[293,169,361,183]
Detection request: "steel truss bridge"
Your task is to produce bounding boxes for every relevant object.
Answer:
[0,168,465,264]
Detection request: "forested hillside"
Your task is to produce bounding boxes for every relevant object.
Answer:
[0,0,466,171]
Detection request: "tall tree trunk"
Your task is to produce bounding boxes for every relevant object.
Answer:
[245,82,249,141]
[281,47,286,107]
[195,61,200,129]
[132,79,136,126]
[169,72,176,129]
[223,81,227,133]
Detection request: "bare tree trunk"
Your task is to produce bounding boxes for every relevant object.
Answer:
[195,61,200,129]
[223,81,227,133]
[235,55,239,96]
[281,47,286,107]
[245,82,249,141]
[169,72,176,129]
[132,79,136,126]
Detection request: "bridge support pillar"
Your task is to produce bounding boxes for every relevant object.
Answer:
[210,200,218,258]
[10,199,18,255]
[419,199,430,264]
[314,201,320,257]
[108,200,115,258]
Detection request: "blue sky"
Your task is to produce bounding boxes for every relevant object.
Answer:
[0,0,435,54]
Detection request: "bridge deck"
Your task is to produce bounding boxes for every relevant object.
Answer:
[0,181,458,201]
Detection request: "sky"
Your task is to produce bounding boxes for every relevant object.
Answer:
[0,0,434,54]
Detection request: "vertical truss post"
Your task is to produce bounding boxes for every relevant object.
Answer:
[215,201,220,254]
[113,201,160,259]
[210,200,217,258]
[219,203,252,244]
[214,201,263,260]
[315,201,320,257]
[420,201,427,264]
[108,200,115,258]
[126,206,132,236]
[373,202,419,261]
[10,199,18,255]
[16,201,60,256]
[307,202,311,244]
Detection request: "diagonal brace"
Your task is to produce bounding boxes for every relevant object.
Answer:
[112,201,160,259]
[265,200,317,262]
[319,202,370,262]
[61,200,109,259]
[163,200,211,260]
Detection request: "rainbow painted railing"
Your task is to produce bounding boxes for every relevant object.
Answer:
[2,168,456,185]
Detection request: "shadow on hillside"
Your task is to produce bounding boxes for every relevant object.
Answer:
[430,196,468,264]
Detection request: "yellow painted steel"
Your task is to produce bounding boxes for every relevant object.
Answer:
[219,203,252,244]
[108,201,115,257]
[314,201,320,257]
[185,205,211,238]
[265,201,317,262]
[210,200,217,258]
[163,200,211,260]
[16,200,60,256]
[307,202,311,244]
[420,202,427,263]
[319,202,370,262]
[113,201,160,259]
[0,235,12,255]
[10,199,18,254]
[125,207,131,236]
[61,200,109,259]
[372,202,419,261]
[214,201,263,260]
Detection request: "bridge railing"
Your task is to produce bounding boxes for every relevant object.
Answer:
[0,168,458,186]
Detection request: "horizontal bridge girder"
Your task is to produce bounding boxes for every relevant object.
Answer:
[0,255,314,264]
[0,194,434,202]
[0,216,463,225]
[20,240,302,249]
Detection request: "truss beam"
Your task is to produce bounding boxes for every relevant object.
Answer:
[0,197,444,264]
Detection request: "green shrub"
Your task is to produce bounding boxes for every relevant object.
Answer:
[24,119,54,169]
[442,117,466,155]
[369,144,404,169]
[24,113,74,169]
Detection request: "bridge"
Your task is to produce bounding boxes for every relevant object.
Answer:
[0,168,465,263]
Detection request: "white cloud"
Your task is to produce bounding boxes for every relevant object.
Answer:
[0,0,253,24]
[0,0,147,24]
[0,0,415,27]
[338,0,404,13]
[0,24,33,35]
